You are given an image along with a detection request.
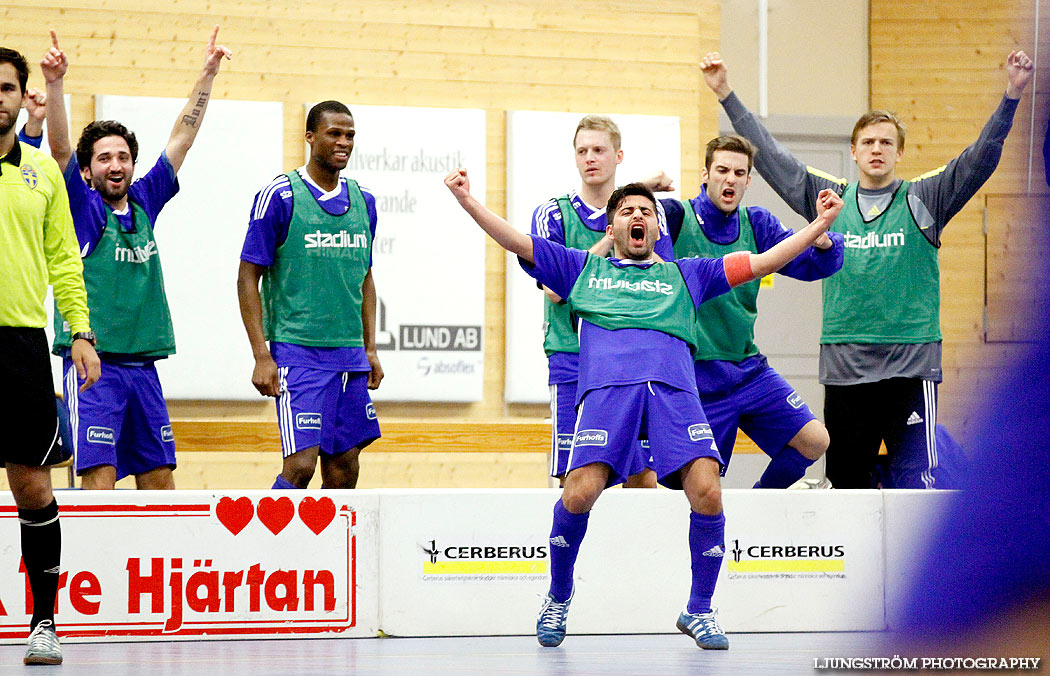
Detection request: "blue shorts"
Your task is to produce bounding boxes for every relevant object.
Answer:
[548,382,577,478]
[63,359,176,480]
[698,365,815,473]
[569,382,722,489]
[549,380,654,479]
[276,367,380,457]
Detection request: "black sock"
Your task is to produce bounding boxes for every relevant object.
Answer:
[19,499,61,629]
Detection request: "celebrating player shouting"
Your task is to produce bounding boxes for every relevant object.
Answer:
[445,167,842,650]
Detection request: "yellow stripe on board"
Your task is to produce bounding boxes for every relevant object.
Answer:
[728,559,845,573]
[424,560,548,575]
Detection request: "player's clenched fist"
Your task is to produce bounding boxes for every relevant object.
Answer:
[814,189,843,226]
[444,168,471,201]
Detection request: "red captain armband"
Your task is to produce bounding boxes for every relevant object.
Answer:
[723,251,754,287]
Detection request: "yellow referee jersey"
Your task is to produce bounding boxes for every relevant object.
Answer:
[0,141,89,332]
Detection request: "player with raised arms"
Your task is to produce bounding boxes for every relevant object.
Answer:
[445,167,842,650]
[701,49,1034,489]
[41,27,231,490]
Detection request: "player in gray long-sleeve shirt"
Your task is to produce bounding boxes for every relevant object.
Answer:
[700,50,1034,490]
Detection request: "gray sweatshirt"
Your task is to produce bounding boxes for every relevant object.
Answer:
[721,92,1020,385]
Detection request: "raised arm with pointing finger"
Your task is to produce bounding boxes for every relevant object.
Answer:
[43,27,231,175]
[41,27,231,492]
[700,49,1034,490]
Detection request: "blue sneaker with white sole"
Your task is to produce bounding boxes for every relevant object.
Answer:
[536,590,572,647]
[676,608,729,650]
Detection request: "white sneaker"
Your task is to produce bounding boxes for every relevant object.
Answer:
[24,619,62,665]
[788,476,833,490]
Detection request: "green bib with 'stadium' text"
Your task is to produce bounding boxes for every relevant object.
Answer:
[261,171,372,347]
[673,201,760,362]
[821,180,940,344]
[542,196,607,356]
[54,200,175,356]
[567,254,700,355]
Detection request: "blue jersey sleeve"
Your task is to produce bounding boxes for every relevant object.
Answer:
[518,235,588,299]
[241,175,293,267]
[531,198,565,244]
[654,199,674,262]
[18,126,42,148]
[661,198,685,248]
[359,185,379,269]
[676,256,731,308]
[63,156,109,257]
[128,153,180,227]
[749,206,845,281]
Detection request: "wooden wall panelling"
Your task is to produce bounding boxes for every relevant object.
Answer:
[1,1,719,440]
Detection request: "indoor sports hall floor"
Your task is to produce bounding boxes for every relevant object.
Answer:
[1,631,891,674]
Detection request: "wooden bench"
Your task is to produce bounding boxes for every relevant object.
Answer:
[170,419,764,455]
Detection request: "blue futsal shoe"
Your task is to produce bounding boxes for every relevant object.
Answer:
[536,590,572,647]
[676,608,729,650]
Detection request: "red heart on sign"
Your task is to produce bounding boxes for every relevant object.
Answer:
[298,496,336,535]
[215,497,254,535]
[256,496,295,535]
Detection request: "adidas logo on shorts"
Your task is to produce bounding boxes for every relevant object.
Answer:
[906,411,923,426]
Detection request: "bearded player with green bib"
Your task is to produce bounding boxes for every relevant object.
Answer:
[446,168,842,650]
[41,28,231,490]
[701,49,1034,489]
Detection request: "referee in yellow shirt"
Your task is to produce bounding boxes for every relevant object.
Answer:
[0,46,99,666]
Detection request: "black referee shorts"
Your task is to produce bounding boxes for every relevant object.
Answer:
[0,327,66,467]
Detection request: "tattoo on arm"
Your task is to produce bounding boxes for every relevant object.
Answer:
[181,91,210,129]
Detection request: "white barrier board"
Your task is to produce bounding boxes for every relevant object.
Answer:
[317,104,488,402]
[0,488,938,642]
[0,491,378,642]
[378,488,885,636]
[504,111,681,403]
[93,96,284,400]
[720,489,885,632]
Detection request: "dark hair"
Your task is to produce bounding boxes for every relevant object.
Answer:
[0,47,29,94]
[605,182,657,223]
[76,120,139,168]
[851,110,906,151]
[307,100,352,132]
[705,134,757,172]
